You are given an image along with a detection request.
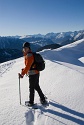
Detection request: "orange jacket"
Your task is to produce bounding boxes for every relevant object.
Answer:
[21,52,39,76]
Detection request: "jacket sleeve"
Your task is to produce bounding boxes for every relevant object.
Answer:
[21,54,34,76]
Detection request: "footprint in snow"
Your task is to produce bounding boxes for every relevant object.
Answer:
[25,110,35,125]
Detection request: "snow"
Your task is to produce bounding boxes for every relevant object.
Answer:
[20,35,33,39]
[56,32,64,39]
[79,57,84,64]
[20,34,44,39]
[0,39,84,125]
[74,33,82,40]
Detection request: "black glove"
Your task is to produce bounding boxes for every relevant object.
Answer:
[18,73,23,78]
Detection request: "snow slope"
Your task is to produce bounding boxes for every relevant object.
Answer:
[0,39,84,125]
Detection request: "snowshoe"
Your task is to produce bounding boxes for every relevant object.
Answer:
[25,101,38,109]
[40,99,49,105]
[25,101,34,107]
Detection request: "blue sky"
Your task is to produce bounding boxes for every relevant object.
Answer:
[0,0,84,36]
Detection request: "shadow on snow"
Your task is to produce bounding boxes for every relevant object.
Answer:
[25,100,84,125]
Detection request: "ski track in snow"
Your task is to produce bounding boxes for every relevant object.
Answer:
[0,39,84,125]
[0,61,16,77]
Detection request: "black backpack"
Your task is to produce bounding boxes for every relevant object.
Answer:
[30,52,45,71]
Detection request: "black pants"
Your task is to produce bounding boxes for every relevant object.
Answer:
[29,73,45,104]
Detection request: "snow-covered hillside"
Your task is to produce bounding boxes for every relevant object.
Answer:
[0,39,84,125]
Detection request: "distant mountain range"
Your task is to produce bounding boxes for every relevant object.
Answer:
[0,49,22,63]
[20,30,84,45]
[0,29,84,63]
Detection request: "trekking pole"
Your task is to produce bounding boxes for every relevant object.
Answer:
[19,76,21,105]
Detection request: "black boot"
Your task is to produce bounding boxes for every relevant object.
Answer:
[25,101,34,107]
[40,98,47,105]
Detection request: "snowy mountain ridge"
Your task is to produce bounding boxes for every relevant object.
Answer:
[19,30,84,44]
[0,39,84,125]
[0,29,84,44]
[0,29,84,52]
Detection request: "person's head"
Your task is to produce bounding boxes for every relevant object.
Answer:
[23,42,31,55]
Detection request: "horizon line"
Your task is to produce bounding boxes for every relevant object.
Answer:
[0,29,84,37]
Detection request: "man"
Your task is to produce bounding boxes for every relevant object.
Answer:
[18,42,46,106]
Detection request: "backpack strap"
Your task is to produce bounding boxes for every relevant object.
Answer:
[29,52,36,70]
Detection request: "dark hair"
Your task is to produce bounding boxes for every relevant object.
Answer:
[23,42,30,48]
